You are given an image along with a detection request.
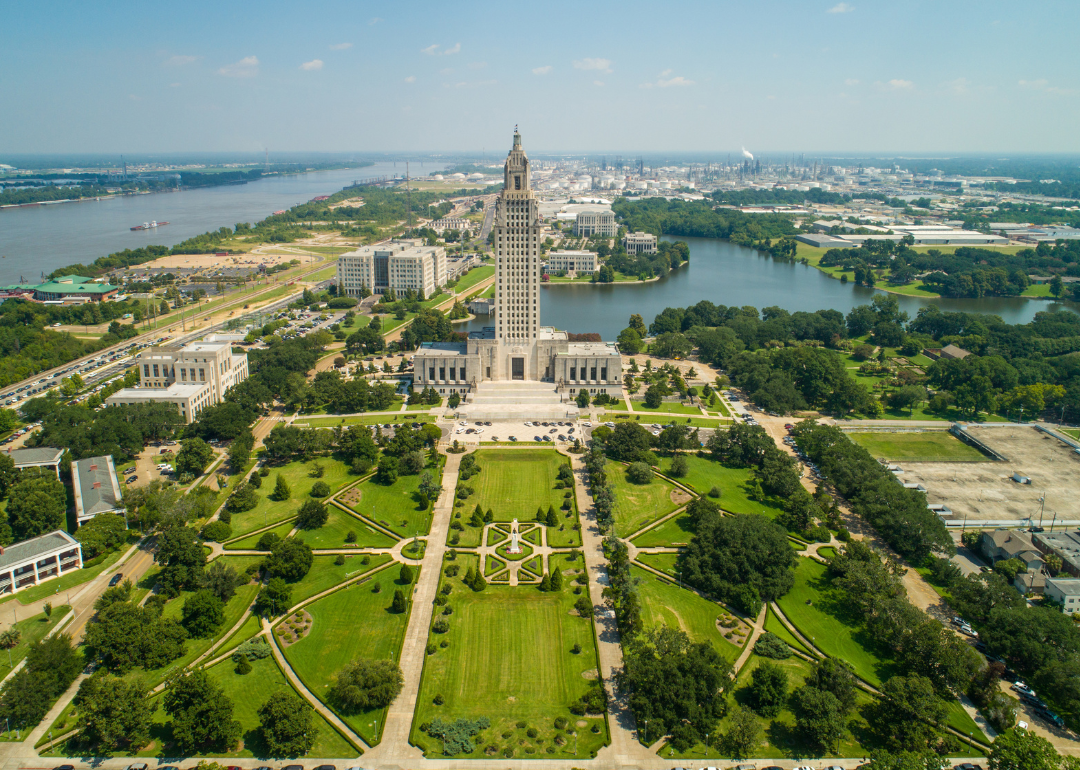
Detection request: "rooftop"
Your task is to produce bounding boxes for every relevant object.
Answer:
[0,530,80,571]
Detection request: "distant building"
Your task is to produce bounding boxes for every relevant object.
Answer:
[338,239,447,299]
[0,530,82,596]
[71,455,123,524]
[1045,577,1080,613]
[623,231,657,255]
[546,250,597,275]
[4,446,65,478]
[105,338,249,423]
[572,208,617,238]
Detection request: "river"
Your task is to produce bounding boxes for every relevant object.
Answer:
[0,161,437,285]
[453,236,1078,338]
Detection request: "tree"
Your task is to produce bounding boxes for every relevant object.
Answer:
[576,389,590,408]
[988,728,1063,770]
[258,691,317,757]
[721,705,761,760]
[391,589,407,613]
[265,538,313,581]
[163,668,241,754]
[792,685,847,754]
[329,659,404,712]
[296,498,328,529]
[400,563,415,584]
[181,589,225,638]
[76,672,152,752]
[7,472,66,541]
[748,661,788,717]
[256,577,291,617]
[203,560,241,603]
[272,473,291,501]
[176,438,215,477]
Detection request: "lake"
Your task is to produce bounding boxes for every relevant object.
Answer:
[453,236,1077,338]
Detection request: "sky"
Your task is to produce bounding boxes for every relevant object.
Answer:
[3,0,1079,155]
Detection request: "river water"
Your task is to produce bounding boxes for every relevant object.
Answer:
[0,161,429,285]
[454,236,1078,339]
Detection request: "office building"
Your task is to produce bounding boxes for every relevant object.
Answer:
[105,338,249,423]
[71,455,123,524]
[0,530,82,596]
[623,231,658,255]
[546,250,597,275]
[338,240,447,299]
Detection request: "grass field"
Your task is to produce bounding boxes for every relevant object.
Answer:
[459,450,581,547]
[776,558,895,687]
[282,563,416,745]
[135,655,358,759]
[412,553,608,759]
[608,462,685,537]
[228,459,353,538]
[290,553,392,607]
[847,431,990,462]
[631,513,694,548]
[658,454,786,518]
[346,463,440,537]
[632,566,741,662]
[296,505,397,549]
[224,520,297,550]
[0,606,71,679]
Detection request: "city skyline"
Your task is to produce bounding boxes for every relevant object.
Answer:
[3,0,1079,154]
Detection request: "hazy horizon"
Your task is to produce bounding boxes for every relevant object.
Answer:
[4,0,1079,155]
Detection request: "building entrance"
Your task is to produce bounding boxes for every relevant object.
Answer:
[511,358,525,380]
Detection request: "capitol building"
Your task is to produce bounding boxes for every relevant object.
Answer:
[412,130,623,419]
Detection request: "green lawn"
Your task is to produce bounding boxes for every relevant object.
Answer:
[631,513,694,548]
[228,459,353,538]
[608,462,686,537]
[0,606,71,679]
[346,462,440,537]
[411,554,608,759]
[289,554,392,607]
[225,520,297,551]
[3,547,127,606]
[658,454,786,518]
[847,431,990,462]
[134,655,358,758]
[776,557,896,688]
[296,505,397,549]
[629,400,703,415]
[281,563,416,745]
[632,566,741,662]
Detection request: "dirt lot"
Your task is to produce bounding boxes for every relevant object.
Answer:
[900,426,1080,527]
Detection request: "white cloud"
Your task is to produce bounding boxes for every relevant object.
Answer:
[301,59,323,71]
[443,43,461,55]
[828,2,854,12]
[421,44,440,55]
[1020,78,1076,95]
[844,78,860,86]
[329,43,351,51]
[887,78,914,90]
[574,58,613,74]
[404,75,416,83]
[165,54,197,66]
[532,65,552,75]
[218,56,259,78]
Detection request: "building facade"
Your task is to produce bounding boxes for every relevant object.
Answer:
[0,530,82,596]
[546,250,597,275]
[338,240,447,299]
[105,338,249,423]
[573,208,617,238]
[412,130,622,401]
[623,231,658,255]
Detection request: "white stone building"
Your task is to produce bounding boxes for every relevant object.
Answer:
[105,339,249,423]
[411,130,622,415]
[545,250,598,275]
[0,530,82,596]
[623,231,658,255]
[338,240,447,299]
